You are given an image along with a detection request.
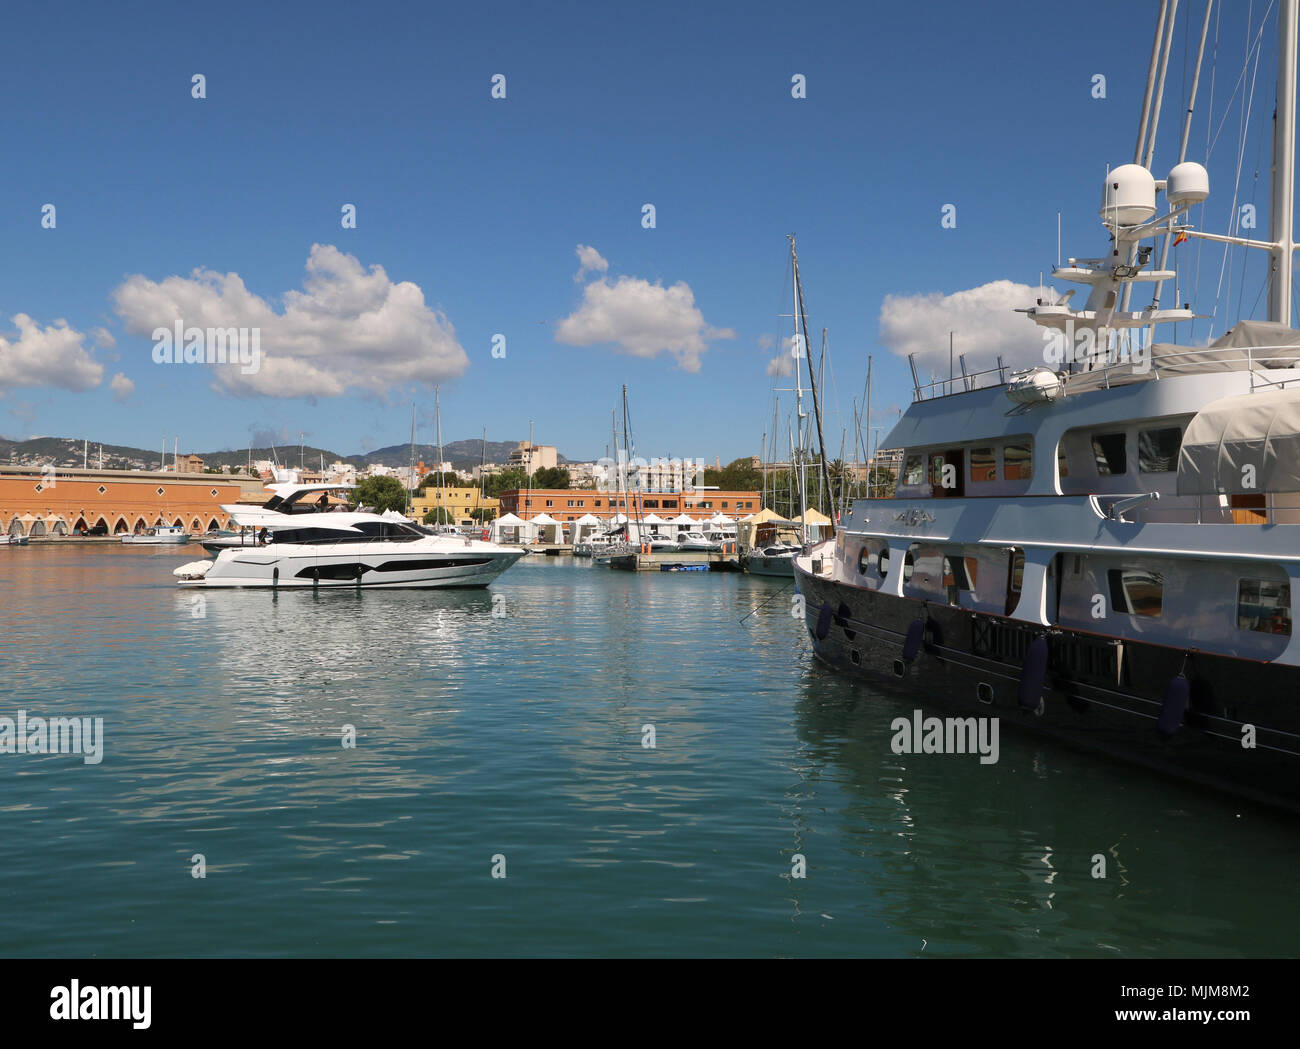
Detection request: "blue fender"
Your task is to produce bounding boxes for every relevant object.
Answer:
[901,618,925,664]
[815,602,833,641]
[1158,675,1189,736]
[1018,636,1049,711]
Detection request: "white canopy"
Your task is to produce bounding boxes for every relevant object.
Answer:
[530,512,559,525]
[710,513,735,525]
[611,513,629,524]
[494,512,526,526]
[1178,387,1300,494]
[573,513,601,525]
[642,513,668,524]
[671,513,695,525]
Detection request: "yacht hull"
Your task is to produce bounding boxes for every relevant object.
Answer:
[179,543,524,589]
[795,558,1300,813]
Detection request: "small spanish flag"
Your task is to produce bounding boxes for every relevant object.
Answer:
[1173,232,1188,246]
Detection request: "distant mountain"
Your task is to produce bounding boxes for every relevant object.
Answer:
[1,436,571,473]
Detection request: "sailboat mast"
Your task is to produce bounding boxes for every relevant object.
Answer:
[1272,0,1298,324]
[792,240,835,537]
[436,387,447,525]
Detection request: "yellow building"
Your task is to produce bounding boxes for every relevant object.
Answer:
[411,486,499,525]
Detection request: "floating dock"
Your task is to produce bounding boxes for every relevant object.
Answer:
[598,550,742,572]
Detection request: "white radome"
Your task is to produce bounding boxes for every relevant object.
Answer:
[1100,163,1157,225]
[1166,161,1210,205]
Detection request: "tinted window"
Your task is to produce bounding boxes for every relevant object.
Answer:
[1004,442,1033,480]
[903,454,925,486]
[1238,579,1292,635]
[970,448,996,483]
[1092,433,1128,475]
[1108,568,1163,616]
[1139,427,1182,473]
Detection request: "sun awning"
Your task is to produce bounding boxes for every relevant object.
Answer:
[1177,387,1300,494]
[494,512,525,526]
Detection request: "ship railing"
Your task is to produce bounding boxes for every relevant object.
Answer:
[1062,344,1300,393]
[910,360,1009,401]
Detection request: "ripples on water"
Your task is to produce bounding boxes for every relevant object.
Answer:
[0,545,1293,957]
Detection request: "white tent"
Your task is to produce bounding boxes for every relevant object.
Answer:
[610,513,629,524]
[572,513,602,542]
[529,512,561,543]
[491,512,529,544]
[710,513,735,525]
[642,513,667,524]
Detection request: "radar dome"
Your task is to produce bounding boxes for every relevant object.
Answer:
[1166,162,1210,205]
[1100,164,1157,225]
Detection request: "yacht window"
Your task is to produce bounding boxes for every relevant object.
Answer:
[903,454,925,486]
[970,448,996,483]
[1004,442,1033,480]
[942,556,975,591]
[858,546,873,574]
[1138,426,1183,473]
[1057,447,1069,478]
[1092,433,1128,475]
[1238,579,1292,635]
[878,549,890,578]
[1107,568,1164,616]
[1009,550,1024,593]
[902,550,915,582]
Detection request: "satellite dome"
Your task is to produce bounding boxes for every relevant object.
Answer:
[1167,162,1210,205]
[1101,164,1157,225]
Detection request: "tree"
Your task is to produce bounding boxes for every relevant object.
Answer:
[702,457,762,492]
[533,466,570,489]
[868,466,897,499]
[469,507,498,522]
[354,475,408,513]
[422,507,453,525]
[483,468,529,497]
[421,470,472,491]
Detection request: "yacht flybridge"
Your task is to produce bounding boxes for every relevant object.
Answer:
[173,481,524,589]
[795,1,1300,810]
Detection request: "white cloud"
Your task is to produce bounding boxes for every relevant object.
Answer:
[90,326,116,349]
[557,271,734,373]
[109,372,134,402]
[878,280,1048,374]
[766,353,792,377]
[112,244,469,398]
[574,244,609,282]
[0,314,103,391]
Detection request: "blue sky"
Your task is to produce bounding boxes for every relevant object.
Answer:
[0,0,1286,463]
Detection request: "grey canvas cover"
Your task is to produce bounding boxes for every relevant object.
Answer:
[1177,385,1300,494]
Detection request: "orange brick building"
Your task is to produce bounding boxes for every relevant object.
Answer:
[498,488,761,525]
[0,466,266,537]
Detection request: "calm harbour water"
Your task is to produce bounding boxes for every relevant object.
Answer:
[0,543,1295,958]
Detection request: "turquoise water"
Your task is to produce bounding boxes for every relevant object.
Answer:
[0,544,1294,957]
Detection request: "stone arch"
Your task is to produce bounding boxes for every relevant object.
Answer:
[113,516,131,535]
[133,517,149,534]
[207,517,221,532]
[71,516,88,533]
[29,519,47,537]
[190,517,202,532]
[50,518,69,536]
[7,517,24,536]
[92,516,109,534]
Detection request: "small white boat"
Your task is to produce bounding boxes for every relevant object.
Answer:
[122,525,191,545]
[0,534,30,546]
[678,531,721,551]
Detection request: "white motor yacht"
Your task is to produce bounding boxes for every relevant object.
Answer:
[121,525,190,545]
[173,482,524,589]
